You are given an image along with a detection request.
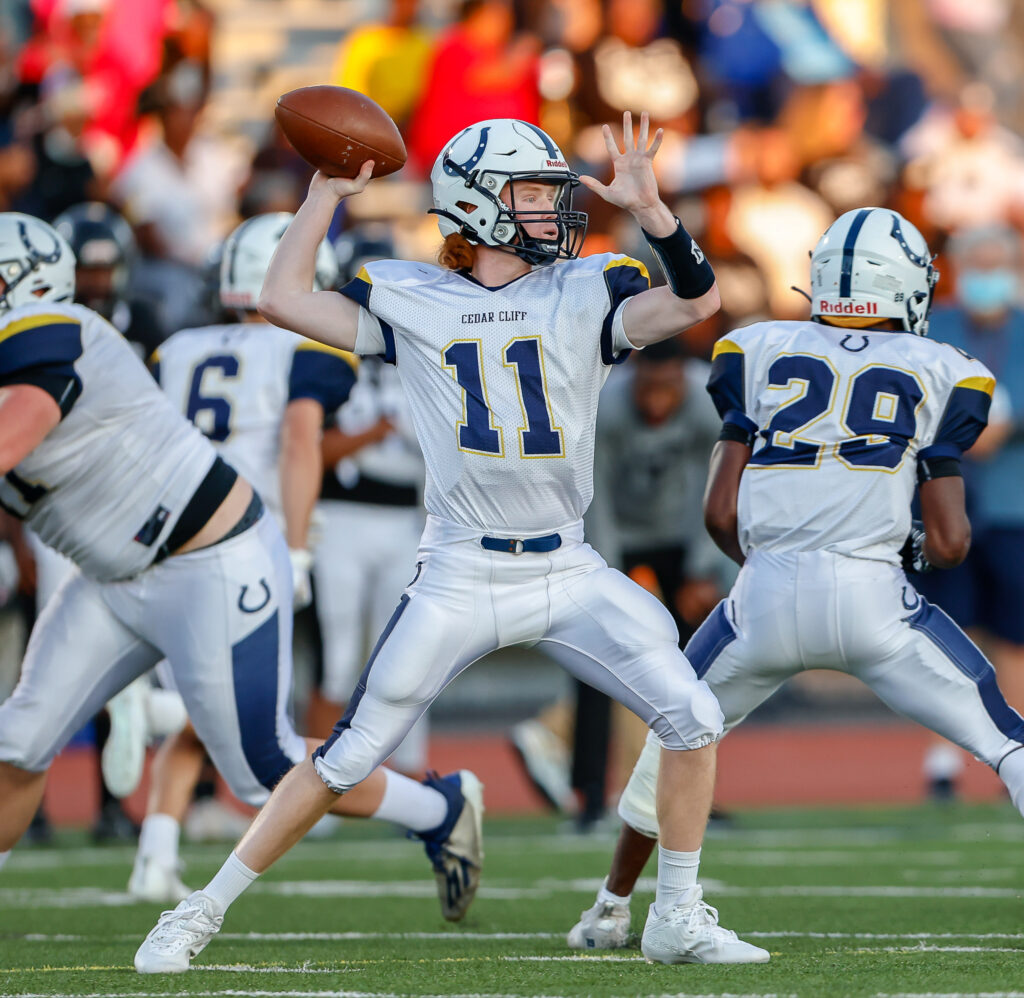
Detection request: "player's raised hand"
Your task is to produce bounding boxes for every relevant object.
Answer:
[309,160,375,202]
[579,112,664,215]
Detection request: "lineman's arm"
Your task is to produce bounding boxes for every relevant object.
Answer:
[918,476,970,569]
[702,439,751,567]
[258,164,374,350]
[0,384,60,473]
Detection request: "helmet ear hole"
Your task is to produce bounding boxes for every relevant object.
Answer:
[456,201,476,214]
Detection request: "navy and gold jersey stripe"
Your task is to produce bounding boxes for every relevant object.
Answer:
[0,312,84,415]
[338,267,396,364]
[289,343,358,412]
[920,375,995,460]
[600,257,650,366]
[707,337,748,425]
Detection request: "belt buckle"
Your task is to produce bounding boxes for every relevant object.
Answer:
[508,538,524,555]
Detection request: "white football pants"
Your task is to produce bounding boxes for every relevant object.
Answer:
[0,513,305,805]
[313,499,427,771]
[313,515,724,792]
[618,548,1024,838]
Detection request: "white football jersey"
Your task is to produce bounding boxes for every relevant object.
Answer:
[0,302,217,581]
[327,358,424,493]
[708,320,996,563]
[340,254,649,535]
[154,322,357,524]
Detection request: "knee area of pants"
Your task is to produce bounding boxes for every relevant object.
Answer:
[652,683,724,749]
[314,741,377,795]
[0,720,51,771]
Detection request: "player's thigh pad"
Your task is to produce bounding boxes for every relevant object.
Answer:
[120,514,305,805]
[0,569,161,770]
[617,728,661,838]
[314,589,486,793]
[687,600,798,732]
[542,563,723,750]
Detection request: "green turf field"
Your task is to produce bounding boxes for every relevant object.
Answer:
[2,803,1023,997]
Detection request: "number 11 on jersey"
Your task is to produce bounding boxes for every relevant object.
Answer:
[443,336,564,459]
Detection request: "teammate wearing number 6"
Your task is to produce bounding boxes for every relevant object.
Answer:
[566,206,1024,952]
[136,112,775,971]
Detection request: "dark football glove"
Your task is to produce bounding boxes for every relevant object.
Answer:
[900,519,932,574]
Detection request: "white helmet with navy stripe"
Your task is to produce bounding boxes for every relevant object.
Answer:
[0,212,75,314]
[430,118,587,266]
[810,207,938,336]
[220,212,338,310]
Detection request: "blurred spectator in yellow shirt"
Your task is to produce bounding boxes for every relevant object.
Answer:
[330,0,432,132]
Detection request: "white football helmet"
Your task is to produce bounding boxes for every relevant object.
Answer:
[220,212,338,310]
[0,212,76,314]
[810,207,938,336]
[430,119,587,266]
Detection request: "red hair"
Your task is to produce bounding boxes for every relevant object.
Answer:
[438,232,476,271]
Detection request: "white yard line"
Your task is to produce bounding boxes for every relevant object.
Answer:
[10,929,1024,944]
[0,993,798,998]
[4,878,1022,909]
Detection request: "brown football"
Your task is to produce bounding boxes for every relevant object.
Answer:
[274,85,407,179]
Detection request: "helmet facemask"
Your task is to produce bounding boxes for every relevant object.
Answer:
[431,120,588,268]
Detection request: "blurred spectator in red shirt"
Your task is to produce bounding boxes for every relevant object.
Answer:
[406,0,540,174]
[17,0,170,174]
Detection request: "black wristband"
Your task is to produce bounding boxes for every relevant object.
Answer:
[719,421,756,447]
[643,218,716,299]
[917,455,962,483]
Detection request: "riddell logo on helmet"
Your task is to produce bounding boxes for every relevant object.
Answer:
[545,159,568,168]
[818,299,879,315]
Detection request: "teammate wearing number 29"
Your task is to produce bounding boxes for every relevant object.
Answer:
[136,112,774,971]
[565,206,1024,953]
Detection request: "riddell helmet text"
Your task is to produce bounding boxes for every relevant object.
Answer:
[818,300,879,315]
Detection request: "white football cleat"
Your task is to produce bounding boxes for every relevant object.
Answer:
[416,770,484,921]
[102,678,150,798]
[510,719,575,812]
[135,890,223,973]
[641,886,770,965]
[129,854,191,904]
[567,899,631,950]
[184,798,252,842]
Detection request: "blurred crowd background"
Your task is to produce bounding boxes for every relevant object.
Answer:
[1,0,1024,831]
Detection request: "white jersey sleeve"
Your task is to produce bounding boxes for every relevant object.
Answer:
[707,320,994,563]
[0,303,219,581]
[155,322,357,526]
[335,253,650,535]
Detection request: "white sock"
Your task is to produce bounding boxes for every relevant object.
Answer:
[138,813,180,866]
[597,877,631,907]
[371,768,448,832]
[654,845,701,915]
[203,851,258,914]
[0,850,9,871]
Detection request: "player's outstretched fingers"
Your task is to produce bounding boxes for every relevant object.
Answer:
[601,123,621,161]
[623,110,634,150]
